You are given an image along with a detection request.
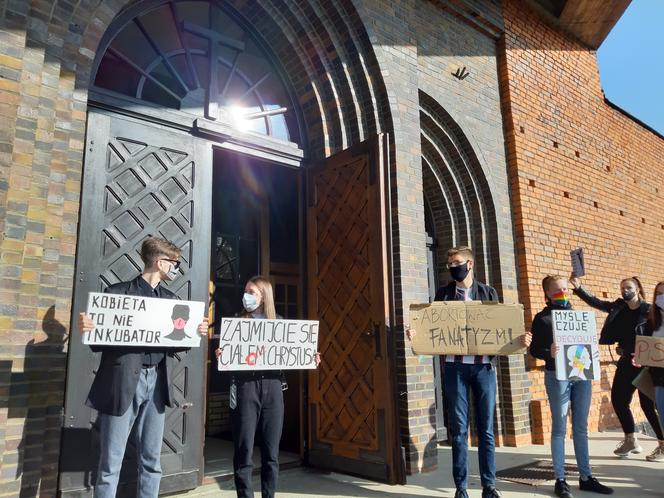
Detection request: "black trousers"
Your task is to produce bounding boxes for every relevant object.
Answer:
[612,356,664,439]
[232,375,284,498]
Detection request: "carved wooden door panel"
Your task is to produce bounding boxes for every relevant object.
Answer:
[59,110,211,496]
[306,135,403,483]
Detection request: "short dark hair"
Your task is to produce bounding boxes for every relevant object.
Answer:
[140,237,181,267]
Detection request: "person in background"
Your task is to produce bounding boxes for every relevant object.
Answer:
[78,237,208,498]
[530,275,613,498]
[635,281,664,447]
[570,275,664,460]
[408,246,531,498]
[215,276,320,498]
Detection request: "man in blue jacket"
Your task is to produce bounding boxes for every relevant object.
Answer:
[79,236,208,498]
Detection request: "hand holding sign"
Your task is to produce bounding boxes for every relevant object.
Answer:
[79,312,94,333]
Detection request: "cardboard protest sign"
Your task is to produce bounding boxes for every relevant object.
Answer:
[83,292,205,348]
[409,301,526,356]
[217,317,319,371]
[570,247,585,277]
[634,336,664,368]
[552,310,599,381]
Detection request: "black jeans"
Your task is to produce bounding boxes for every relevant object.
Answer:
[232,374,284,498]
[612,356,664,439]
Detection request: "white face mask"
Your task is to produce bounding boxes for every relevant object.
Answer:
[656,294,664,311]
[242,292,259,312]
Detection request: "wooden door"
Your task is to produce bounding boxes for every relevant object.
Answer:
[58,110,212,496]
[306,134,403,483]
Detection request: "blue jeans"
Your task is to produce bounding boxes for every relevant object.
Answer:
[95,366,165,498]
[544,370,592,480]
[655,386,664,432]
[444,362,496,489]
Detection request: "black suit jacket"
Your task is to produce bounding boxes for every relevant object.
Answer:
[434,279,499,302]
[85,276,187,416]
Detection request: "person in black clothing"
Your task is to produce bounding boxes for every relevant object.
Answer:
[570,274,664,460]
[530,275,613,498]
[215,276,320,498]
[78,237,208,498]
[635,281,664,439]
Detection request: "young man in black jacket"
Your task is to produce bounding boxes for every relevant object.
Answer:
[409,246,530,498]
[78,237,208,498]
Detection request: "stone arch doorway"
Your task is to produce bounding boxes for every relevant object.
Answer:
[419,90,505,442]
[59,1,403,495]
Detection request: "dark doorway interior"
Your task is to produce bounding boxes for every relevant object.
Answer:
[204,148,303,479]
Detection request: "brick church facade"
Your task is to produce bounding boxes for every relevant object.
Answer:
[0,0,662,496]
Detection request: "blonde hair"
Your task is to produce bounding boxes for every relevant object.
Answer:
[248,275,276,319]
[447,245,474,261]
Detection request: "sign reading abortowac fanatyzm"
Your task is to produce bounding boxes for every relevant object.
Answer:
[83,292,206,348]
[217,317,319,371]
[409,301,526,356]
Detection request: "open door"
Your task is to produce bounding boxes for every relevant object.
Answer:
[306,134,403,483]
[59,110,211,496]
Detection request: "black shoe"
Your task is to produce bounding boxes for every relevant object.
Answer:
[482,486,502,498]
[454,489,469,498]
[555,479,574,498]
[579,476,614,494]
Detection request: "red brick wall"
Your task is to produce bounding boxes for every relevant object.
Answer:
[500,0,664,442]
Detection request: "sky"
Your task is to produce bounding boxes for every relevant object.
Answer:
[597,0,664,136]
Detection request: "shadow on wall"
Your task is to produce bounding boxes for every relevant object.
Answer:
[598,362,617,432]
[0,306,67,498]
[406,402,439,475]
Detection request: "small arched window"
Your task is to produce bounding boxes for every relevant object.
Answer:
[93,0,297,144]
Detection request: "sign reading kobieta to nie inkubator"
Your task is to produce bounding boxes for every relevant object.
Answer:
[409,301,527,356]
[83,292,205,348]
[217,317,319,371]
[552,309,600,381]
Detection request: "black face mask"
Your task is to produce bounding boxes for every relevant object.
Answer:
[621,290,636,301]
[449,262,470,283]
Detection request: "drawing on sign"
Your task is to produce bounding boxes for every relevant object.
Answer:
[164,304,191,341]
[217,317,319,371]
[552,309,599,381]
[565,344,594,380]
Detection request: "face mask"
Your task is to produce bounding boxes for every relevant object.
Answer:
[243,292,259,312]
[449,262,470,283]
[551,290,570,308]
[164,265,179,281]
[656,294,664,311]
[621,290,636,301]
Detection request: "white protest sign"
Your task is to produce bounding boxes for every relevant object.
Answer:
[83,292,205,348]
[217,317,319,371]
[552,309,599,381]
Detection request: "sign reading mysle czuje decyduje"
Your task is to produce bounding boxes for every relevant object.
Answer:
[83,292,206,348]
[217,317,319,370]
[552,309,600,381]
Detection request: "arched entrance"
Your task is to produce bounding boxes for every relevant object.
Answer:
[59,1,403,495]
[419,90,505,443]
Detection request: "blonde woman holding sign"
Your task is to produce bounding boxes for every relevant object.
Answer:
[215,276,320,498]
[529,275,613,498]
